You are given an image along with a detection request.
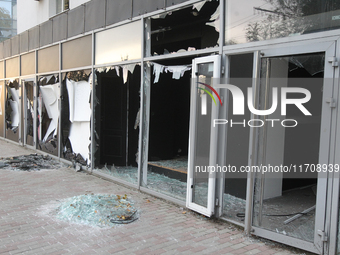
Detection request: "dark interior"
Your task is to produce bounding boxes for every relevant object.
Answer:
[151,0,219,55]
[148,58,191,162]
[95,66,140,167]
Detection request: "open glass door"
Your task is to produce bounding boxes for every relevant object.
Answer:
[187,55,221,217]
[251,42,336,254]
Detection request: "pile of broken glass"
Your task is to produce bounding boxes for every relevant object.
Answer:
[55,194,138,227]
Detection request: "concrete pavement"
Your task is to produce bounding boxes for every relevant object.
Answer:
[0,139,310,254]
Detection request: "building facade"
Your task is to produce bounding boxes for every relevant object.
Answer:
[1,0,340,254]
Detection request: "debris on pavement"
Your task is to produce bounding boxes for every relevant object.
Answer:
[0,154,66,171]
[55,194,138,227]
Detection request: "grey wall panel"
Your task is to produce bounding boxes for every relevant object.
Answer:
[28,26,39,51]
[53,13,67,43]
[3,40,11,58]
[40,21,53,47]
[166,0,190,7]
[85,0,105,32]
[11,36,20,56]
[20,31,29,53]
[106,0,132,26]
[0,43,3,60]
[132,0,165,16]
[68,5,85,38]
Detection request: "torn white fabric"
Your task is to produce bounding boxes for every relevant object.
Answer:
[153,63,165,83]
[10,88,20,106]
[115,66,120,77]
[9,100,19,128]
[206,5,220,32]
[69,121,91,163]
[66,79,91,122]
[40,83,60,142]
[165,65,192,79]
[193,0,211,12]
[123,64,136,83]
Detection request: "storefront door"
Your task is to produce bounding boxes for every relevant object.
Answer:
[251,41,337,254]
[187,55,221,217]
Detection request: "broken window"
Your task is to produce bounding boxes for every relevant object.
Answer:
[142,58,192,200]
[5,79,20,143]
[37,74,59,156]
[252,53,324,242]
[24,81,34,147]
[95,21,142,65]
[94,64,141,185]
[0,81,5,137]
[60,70,92,166]
[225,0,340,45]
[145,0,220,57]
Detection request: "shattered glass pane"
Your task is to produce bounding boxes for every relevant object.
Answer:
[61,70,92,166]
[146,0,220,57]
[55,194,138,227]
[94,65,141,184]
[37,74,59,156]
[145,58,191,200]
[24,81,34,146]
[5,79,20,142]
[225,0,340,45]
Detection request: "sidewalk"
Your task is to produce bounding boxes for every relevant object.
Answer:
[0,139,310,255]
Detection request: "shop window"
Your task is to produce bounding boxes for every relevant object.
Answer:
[38,45,59,74]
[5,57,19,78]
[5,79,20,142]
[60,70,92,166]
[145,0,220,57]
[37,74,59,156]
[142,58,192,200]
[94,64,141,185]
[225,0,340,45]
[21,52,35,76]
[62,36,92,70]
[95,21,142,65]
[0,81,4,138]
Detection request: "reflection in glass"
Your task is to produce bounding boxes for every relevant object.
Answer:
[24,81,34,146]
[0,81,4,137]
[252,53,324,242]
[60,70,92,166]
[0,0,17,42]
[225,0,340,45]
[95,21,142,65]
[5,79,20,142]
[37,74,59,156]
